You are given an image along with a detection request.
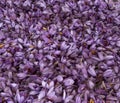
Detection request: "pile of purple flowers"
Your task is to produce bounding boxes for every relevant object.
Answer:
[0,0,120,103]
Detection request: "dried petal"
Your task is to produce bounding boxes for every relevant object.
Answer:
[17,73,27,79]
[63,78,74,86]
[103,69,113,77]
[38,40,42,48]
[116,41,120,47]
[88,66,96,77]
[56,75,63,82]
[38,90,46,100]
[88,80,95,89]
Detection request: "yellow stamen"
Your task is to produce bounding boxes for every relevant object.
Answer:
[80,58,83,63]
[102,81,106,89]
[29,45,34,48]
[43,27,47,30]
[54,61,58,65]
[89,99,94,103]
[59,32,63,35]
[0,44,4,48]
[91,50,96,55]
[83,42,87,47]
